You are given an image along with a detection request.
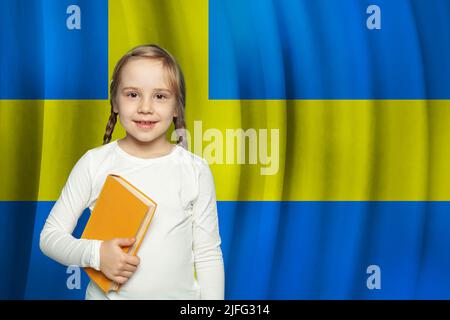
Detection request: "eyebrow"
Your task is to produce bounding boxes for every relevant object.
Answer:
[121,86,172,93]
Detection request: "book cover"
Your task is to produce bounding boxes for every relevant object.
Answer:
[81,174,157,293]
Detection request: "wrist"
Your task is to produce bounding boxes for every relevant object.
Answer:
[90,240,104,271]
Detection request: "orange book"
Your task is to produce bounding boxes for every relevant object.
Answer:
[81,174,157,294]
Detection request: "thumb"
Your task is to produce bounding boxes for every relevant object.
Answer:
[116,237,135,247]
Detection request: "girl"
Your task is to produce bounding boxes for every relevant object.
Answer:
[39,44,225,300]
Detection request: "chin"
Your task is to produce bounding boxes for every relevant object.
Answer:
[133,132,165,144]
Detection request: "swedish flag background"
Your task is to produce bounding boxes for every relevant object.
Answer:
[1,0,450,299]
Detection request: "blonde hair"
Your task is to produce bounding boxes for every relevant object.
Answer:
[103,44,187,148]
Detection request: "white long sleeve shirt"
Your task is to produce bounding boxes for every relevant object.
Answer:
[39,139,225,300]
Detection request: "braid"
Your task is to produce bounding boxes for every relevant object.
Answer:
[103,108,118,145]
[174,116,188,149]
[174,65,187,149]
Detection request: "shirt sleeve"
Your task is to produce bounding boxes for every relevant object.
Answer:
[39,150,103,271]
[192,159,225,300]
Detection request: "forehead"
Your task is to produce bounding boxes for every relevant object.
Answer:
[119,58,170,90]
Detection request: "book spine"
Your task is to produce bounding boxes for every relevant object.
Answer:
[131,204,157,256]
[110,174,157,206]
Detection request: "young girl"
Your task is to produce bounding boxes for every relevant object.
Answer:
[39,44,225,300]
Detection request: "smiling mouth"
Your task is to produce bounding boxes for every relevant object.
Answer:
[134,120,158,128]
[134,120,158,124]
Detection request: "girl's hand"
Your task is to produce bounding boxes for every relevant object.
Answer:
[99,238,141,285]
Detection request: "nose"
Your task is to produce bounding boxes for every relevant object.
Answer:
[138,96,155,114]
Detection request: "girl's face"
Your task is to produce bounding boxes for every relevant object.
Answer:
[114,58,177,146]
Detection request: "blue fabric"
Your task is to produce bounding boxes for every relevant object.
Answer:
[209,0,450,99]
[2,201,450,299]
[0,0,108,99]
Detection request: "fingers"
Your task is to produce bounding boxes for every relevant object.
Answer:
[126,255,141,267]
[114,276,129,285]
[113,264,138,282]
[115,237,136,247]
[119,270,134,278]
[113,260,139,276]
[122,263,138,273]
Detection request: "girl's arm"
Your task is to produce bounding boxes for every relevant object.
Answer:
[192,159,225,300]
[39,150,103,271]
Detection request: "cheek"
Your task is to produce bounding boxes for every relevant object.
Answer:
[120,108,135,120]
[157,104,177,119]
[115,98,132,115]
